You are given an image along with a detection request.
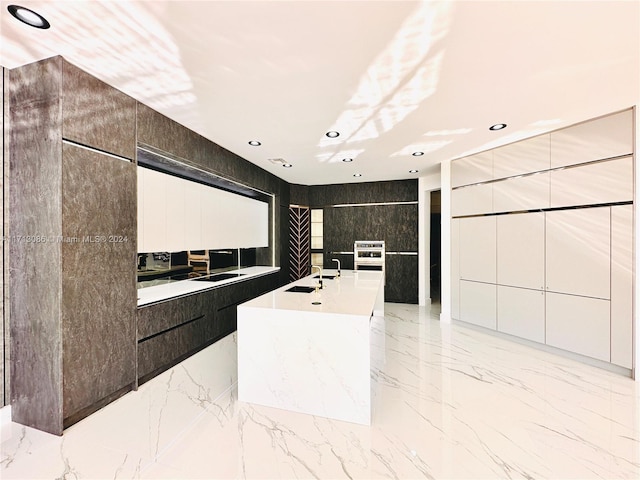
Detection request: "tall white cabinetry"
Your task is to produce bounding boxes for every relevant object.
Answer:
[450,109,634,371]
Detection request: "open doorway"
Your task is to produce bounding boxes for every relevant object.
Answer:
[430,190,441,302]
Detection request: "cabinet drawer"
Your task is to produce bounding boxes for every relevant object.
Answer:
[546,292,610,362]
[137,293,205,340]
[549,157,632,208]
[460,281,496,330]
[497,286,545,343]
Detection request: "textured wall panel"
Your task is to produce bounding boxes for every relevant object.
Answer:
[289,207,310,281]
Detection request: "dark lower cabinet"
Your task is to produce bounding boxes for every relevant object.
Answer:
[384,255,418,304]
[136,272,279,385]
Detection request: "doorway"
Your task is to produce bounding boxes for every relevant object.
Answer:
[430,190,441,302]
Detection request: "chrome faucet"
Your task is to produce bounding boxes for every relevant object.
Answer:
[332,258,341,277]
[311,265,323,289]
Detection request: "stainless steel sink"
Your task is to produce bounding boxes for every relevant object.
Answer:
[285,285,316,293]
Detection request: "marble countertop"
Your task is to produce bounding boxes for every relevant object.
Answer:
[137,266,280,307]
[240,269,384,317]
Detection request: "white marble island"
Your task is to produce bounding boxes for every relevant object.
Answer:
[237,270,384,425]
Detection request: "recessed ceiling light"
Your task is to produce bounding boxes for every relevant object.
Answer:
[342,158,353,163]
[489,123,507,131]
[353,173,362,177]
[412,151,424,156]
[7,5,50,29]
[409,169,419,173]
[283,163,292,168]
[326,131,340,138]
[248,140,261,146]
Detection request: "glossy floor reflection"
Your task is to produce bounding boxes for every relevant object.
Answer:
[1,303,639,479]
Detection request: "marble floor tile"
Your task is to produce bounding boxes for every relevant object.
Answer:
[1,303,639,479]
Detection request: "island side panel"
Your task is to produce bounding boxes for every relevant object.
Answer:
[237,306,371,425]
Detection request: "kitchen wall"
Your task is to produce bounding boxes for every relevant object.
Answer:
[298,179,419,304]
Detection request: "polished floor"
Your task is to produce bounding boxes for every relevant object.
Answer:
[1,303,639,479]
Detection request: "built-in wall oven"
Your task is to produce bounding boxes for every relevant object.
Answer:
[354,241,385,277]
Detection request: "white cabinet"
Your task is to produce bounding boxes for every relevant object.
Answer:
[611,205,633,368]
[137,167,144,251]
[459,216,496,283]
[497,286,545,343]
[546,292,610,362]
[451,183,493,216]
[550,110,633,168]
[497,213,544,290]
[183,182,203,250]
[493,172,550,213]
[451,218,460,320]
[140,167,167,253]
[549,156,633,208]
[545,208,610,299]
[451,151,493,187]
[164,174,186,252]
[493,134,550,180]
[460,281,496,330]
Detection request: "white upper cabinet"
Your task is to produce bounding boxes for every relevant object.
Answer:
[545,207,611,299]
[164,174,186,252]
[451,183,493,217]
[550,110,633,168]
[459,216,496,283]
[183,182,203,250]
[549,156,633,208]
[138,167,269,252]
[137,167,144,251]
[497,213,545,290]
[140,167,167,253]
[493,134,550,180]
[493,172,550,213]
[451,151,493,187]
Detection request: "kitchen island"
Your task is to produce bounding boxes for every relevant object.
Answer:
[237,269,384,425]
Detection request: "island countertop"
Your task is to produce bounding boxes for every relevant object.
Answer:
[240,269,384,317]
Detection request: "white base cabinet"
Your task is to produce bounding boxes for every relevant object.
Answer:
[460,281,496,330]
[459,216,496,284]
[611,205,633,368]
[497,212,545,290]
[497,286,545,343]
[546,292,611,362]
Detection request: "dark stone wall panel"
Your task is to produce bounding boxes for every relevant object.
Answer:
[309,179,417,206]
[62,61,136,159]
[290,184,309,206]
[9,57,64,435]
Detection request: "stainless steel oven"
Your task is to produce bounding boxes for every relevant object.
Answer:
[354,241,385,276]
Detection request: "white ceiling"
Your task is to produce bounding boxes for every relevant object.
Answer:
[1,1,639,185]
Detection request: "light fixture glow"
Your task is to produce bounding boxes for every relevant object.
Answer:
[326,131,340,138]
[248,140,261,146]
[412,151,424,156]
[353,173,362,177]
[342,158,353,163]
[489,123,507,131]
[283,163,292,168]
[7,5,50,29]
[409,169,419,173]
